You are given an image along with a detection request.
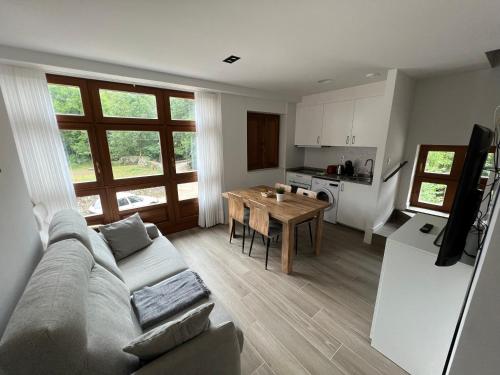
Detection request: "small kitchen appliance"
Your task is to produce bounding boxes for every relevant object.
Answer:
[326,165,336,174]
[344,160,354,176]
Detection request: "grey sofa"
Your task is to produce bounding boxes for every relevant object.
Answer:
[0,209,243,375]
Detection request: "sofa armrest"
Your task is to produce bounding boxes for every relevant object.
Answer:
[133,321,241,375]
[144,223,160,240]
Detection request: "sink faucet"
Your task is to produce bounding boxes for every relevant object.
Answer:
[365,159,374,178]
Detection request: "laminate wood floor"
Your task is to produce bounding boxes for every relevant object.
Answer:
[169,222,407,375]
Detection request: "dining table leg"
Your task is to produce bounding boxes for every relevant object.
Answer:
[314,210,324,256]
[228,217,234,238]
[281,222,295,274]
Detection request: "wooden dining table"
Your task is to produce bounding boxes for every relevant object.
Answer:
[222,185,331,274]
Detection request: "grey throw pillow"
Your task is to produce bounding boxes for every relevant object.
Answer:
[123,302,214,360]
[99,213,153,260]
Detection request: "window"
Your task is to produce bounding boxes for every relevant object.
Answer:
[99,89,158,119]
[173,131,196,173]
[76,194,102,217]
[247,112,280,171]
[60,130,97,183]
[410,145,494,213]
[177,182,198,201]
[169,97,195,121]
[115,187,167,212]
[48,84,84,116]
[106,130,163,179]
[47,75,198,232]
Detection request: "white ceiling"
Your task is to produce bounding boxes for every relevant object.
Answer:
[0,0,499,97]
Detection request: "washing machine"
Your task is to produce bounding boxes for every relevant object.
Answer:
[311,177,340,224]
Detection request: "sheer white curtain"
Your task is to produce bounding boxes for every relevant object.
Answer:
[195,91,225,227]
[0,64,76,218]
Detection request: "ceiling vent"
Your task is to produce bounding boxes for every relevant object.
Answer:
[223,55,241,64]
[485,49,500,68]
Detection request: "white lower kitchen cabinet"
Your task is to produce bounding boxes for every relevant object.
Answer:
[337,181,373,230]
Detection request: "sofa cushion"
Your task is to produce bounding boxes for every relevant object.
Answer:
[100,213,153,260]
[0,239,94,375]
[144,294,244,352]
[145,222,160,239]
[87,228,124,282]
[85,264,140,375]
[133,322,242,375]
[124,302,214,360]
[48,208,92,250]
[118,236,188,292]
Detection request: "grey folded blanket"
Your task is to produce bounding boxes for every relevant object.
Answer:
[132,270,211,329]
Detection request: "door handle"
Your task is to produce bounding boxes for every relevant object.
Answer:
[317,136,320,144]
[352,135,355,144]
[346,136,349,144]
[341,183,344,191]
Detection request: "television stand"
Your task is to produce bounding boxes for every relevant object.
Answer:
[370,213,474,375]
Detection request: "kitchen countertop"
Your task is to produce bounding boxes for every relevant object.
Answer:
[286,166,373,186]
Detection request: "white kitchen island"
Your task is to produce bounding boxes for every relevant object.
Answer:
[370,214,474,375]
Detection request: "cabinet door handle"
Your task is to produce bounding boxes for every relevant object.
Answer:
[352,136,355,144]
[346,136,349,144]
[341,182,344,191]
[317,136,320,144]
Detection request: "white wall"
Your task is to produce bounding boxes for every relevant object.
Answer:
[397,67,500,209]
[447,194,500,375]
[0,88,42,336]
[372,70,414,231]
[220,93,302,191]
[304,146,377,173]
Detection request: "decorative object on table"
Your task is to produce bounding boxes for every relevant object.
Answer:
[260,190,275,198]
[275,187,285,202]
[131,269,211,329]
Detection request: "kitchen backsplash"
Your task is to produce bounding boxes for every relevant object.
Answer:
[303,146,377,175]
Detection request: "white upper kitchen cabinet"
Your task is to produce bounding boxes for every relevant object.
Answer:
[337,181,373,230]
[294,103,324,146]
[321,100,354,146]
[350,96,387,147]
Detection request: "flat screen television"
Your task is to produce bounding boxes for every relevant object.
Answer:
[435,124,494,267]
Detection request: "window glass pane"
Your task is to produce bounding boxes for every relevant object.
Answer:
[177,181,198,201]
[106,130,163,179]
[418,182,447,206]
[60,130,96,183]
[169,97,195,120]
[77,195,102,217]
[116,187,166,211]
[48,83,84,116]
[99,89,158,119]
[173,132,197,173]
[424,151,455,174]
[482,152,495,179]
